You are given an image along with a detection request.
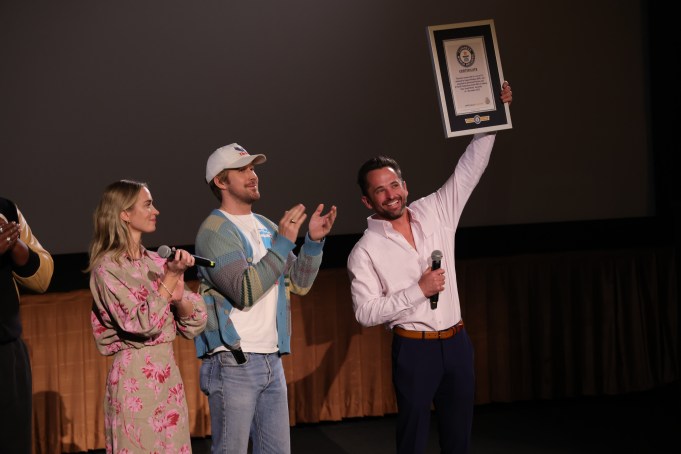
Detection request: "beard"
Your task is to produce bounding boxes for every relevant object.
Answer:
[228,185,260,205]
[373,197,407,221]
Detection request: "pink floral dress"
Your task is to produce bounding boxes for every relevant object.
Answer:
[90,249,207,454]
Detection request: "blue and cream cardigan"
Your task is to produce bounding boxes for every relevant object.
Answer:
[193,209,324,357]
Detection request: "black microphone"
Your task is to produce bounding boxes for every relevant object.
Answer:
[430,250,443,309]
[157,245,216,268]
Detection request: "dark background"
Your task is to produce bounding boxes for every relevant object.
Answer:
[1,1,678,291]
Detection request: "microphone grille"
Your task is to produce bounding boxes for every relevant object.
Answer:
[157,245,172,259]
[431,250,443,261]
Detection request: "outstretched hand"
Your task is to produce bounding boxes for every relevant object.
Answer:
[308,204,337,241]
[278,203,307,243]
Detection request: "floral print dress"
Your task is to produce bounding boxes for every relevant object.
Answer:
[90,249,207,454]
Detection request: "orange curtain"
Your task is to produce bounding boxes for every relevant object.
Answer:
[21,248,679,453]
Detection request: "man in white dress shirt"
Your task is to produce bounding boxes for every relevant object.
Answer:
[347,82,512,454]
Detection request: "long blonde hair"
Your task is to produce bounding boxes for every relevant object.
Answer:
[86,180,147,272]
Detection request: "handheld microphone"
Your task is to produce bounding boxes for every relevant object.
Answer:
[430,250,442,310]
[157,245,216,268]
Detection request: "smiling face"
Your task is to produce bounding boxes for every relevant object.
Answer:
[120,186,159,237]
[361,166,409,221]
[214,163,261,213]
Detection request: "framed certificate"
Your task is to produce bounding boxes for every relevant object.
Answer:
[427,19,512,138]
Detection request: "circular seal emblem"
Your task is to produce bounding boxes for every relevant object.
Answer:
[474,115,481,124]
[456,45,475,67]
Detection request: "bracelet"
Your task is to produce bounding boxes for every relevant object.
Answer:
[160,280,177,297]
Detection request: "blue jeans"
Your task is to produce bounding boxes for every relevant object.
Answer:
[200,351,291,454]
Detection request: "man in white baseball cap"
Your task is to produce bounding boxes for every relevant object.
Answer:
[194,142,337,454]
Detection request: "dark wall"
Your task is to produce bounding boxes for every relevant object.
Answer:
[2,0,660,258]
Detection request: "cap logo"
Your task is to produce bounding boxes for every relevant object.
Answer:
[234,146,246,152]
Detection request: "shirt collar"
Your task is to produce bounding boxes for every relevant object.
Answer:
[366,207,417,236]
[365,207,436,240]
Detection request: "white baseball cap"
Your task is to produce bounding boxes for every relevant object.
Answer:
[205,143,267,183]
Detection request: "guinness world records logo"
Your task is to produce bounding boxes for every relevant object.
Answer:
[456,45,475,67]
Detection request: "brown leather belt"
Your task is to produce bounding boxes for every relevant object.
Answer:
[393,321,464,340]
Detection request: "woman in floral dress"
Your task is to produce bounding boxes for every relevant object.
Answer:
[87,180,207,454]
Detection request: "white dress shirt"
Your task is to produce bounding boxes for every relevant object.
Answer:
[347,133,495,332]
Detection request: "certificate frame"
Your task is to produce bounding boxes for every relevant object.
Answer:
[427,19,512,138]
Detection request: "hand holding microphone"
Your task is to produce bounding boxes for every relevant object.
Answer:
[158,245,216,268]
[429,250,443,310]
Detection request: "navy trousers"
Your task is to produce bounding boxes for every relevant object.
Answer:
[392,328,475,454]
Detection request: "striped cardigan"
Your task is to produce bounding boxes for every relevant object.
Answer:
[193,209,324,357]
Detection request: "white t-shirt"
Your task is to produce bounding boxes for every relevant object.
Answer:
[220,211,279,354]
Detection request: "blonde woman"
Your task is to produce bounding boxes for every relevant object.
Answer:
[87,180,206,454]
